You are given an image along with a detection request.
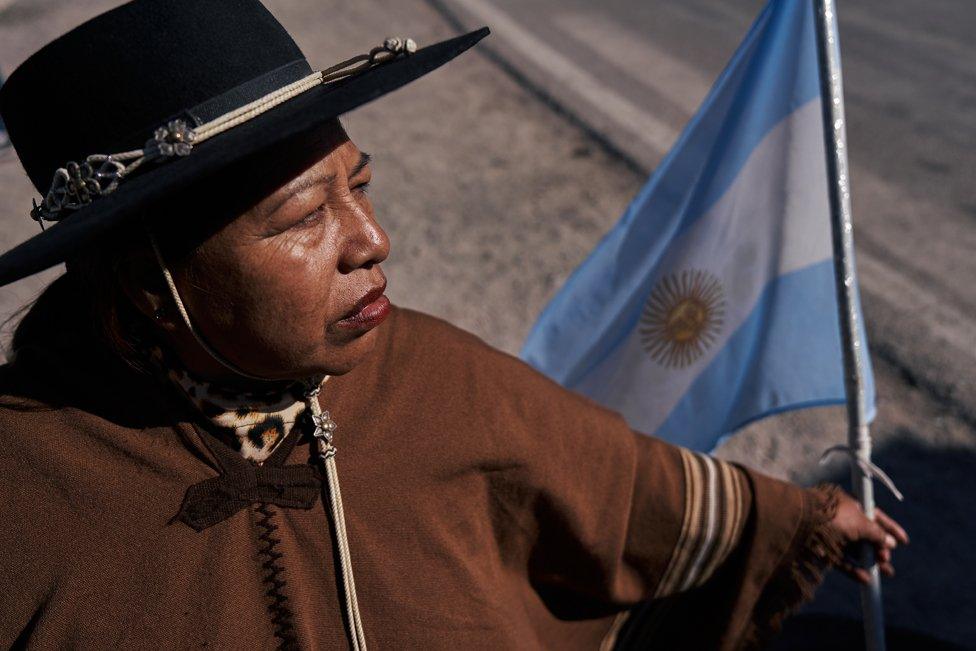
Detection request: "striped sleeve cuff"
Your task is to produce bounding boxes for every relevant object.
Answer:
[653,448,750,597]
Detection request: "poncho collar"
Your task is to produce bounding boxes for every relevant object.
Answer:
[144,342,313,463]
[132,342,326,531]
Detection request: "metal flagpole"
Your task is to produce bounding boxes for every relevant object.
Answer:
[812,1,886,650]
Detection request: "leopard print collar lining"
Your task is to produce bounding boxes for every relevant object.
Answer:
[144,344,312,463]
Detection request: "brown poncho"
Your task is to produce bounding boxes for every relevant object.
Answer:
[0,305,840,649]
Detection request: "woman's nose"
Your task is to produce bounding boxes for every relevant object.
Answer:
[337,205,390,273]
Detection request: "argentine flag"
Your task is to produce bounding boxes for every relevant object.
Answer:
[521,0,875,452]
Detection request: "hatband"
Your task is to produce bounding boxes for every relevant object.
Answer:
[29,36,418,228]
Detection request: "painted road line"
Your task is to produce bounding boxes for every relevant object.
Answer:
[448,0,679,156]
[554,11,712,116]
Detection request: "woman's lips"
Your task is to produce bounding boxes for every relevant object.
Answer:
[335,286,391,331]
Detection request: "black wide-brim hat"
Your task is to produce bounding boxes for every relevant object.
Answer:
[0,0,488,287]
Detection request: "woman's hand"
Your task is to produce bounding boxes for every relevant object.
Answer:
[829,491,909,584]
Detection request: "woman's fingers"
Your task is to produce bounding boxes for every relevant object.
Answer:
[874,508,910,545]
[840,560,872,585]
[861,517,892,549]
[840,555,895,582]
[879,562,895,578]
[832,493,907,585]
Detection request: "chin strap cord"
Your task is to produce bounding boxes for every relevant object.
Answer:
[148,229,367,649]
[148,230,270,382]
[305,383,368,651]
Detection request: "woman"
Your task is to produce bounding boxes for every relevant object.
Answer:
[0,1,906,649]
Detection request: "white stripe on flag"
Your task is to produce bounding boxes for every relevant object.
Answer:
[574,99,831,434]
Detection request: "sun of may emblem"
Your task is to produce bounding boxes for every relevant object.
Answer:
[640,269,726,369]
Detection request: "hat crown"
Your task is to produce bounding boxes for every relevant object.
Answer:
[0,0,308,192]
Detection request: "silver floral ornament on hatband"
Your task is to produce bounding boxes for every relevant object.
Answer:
[30,119,195,225]
[29,37,417,227]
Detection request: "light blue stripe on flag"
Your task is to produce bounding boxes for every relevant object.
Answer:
[520,0,875,452]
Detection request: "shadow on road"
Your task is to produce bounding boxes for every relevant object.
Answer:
[771,613,968,651]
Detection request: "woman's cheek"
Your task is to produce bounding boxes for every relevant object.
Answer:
[252,231,331,294]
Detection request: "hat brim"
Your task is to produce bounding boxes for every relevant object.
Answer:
[0,27,489,287]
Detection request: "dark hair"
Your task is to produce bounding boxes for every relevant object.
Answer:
[8,188,242,367]
[8,221,151,369]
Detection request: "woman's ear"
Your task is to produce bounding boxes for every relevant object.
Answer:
[117,244,178,332]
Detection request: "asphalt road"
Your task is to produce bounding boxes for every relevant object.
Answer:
[1,0,973,647]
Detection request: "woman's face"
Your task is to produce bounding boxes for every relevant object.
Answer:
[160,120,391,381]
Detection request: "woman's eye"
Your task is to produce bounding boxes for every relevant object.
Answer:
[298,204,326,226]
